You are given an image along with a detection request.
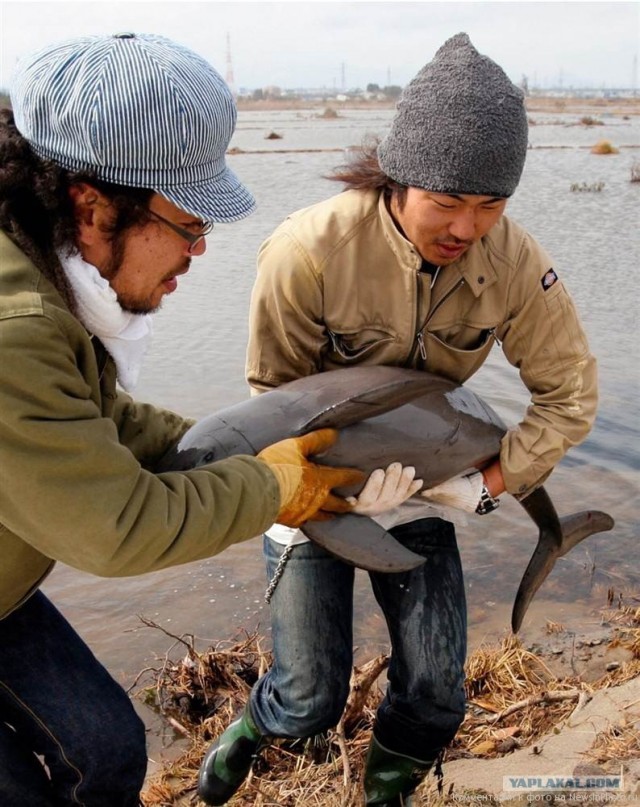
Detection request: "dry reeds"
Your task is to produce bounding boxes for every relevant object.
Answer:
[570,181,605,192]
[138,607,640,807]
[587,717,640,766]
[579,116,604,126]
[590,139,619,155]
[451,635,585,758]
[136,624,387,806]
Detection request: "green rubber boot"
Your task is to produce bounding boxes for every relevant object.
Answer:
[364,736,434,805]
[197,706,269,805]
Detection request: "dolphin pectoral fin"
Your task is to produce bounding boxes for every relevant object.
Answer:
[511,532,559,634]
[511,509,616,633]
[301,515,426,573]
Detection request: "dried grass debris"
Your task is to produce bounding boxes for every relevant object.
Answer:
[137,605,640,806]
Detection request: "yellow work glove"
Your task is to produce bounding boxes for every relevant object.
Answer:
[346,463,423,516]
[257,428,365,528]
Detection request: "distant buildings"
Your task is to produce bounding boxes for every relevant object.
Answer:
[235,85,637,104]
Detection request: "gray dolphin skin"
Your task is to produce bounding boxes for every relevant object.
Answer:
[157,366,614,632]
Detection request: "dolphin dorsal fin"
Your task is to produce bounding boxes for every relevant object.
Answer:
[294,368,454,431]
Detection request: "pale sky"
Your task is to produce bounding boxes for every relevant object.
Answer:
[1,1,638,92]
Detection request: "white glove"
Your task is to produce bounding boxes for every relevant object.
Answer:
[347,463,423,516]
[419,471,484,513]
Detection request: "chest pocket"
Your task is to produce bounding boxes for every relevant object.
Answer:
[328,326,395,361]
[421,327,497,382]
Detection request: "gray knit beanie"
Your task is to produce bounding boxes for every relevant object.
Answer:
[378,33,528,197]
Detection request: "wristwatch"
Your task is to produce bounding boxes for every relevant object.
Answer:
[475,482,500,515]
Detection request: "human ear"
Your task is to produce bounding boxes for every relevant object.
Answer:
[68,183,110,247]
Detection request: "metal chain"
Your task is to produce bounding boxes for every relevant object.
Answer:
[264,543,295,604]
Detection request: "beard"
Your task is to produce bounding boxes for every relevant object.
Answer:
[101,232,190,314]
[116,287,164,315]
[119,296,160,315]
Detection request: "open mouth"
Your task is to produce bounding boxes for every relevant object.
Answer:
[162,264,190,293]
[436,242,468,259]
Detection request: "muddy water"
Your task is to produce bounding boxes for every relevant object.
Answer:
[40,110,639,748]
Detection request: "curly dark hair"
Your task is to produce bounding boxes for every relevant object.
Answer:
[0,108,154,311]
[325,136,409,209]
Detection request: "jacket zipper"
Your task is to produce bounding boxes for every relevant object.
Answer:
[409,270,465,366]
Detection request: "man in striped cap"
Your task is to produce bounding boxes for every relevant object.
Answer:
[0,32,416,806]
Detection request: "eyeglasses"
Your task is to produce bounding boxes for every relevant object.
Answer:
[148,210,214,254]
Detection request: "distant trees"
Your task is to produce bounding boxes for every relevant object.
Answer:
[251,86,284,101]
[382,85,402,99]
[237,80,404,105]
[366,83,402,99]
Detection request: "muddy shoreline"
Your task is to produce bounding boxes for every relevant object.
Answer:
[139,600,639,805]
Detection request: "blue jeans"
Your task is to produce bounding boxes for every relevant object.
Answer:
[251,518,467,760]
[0,591,147,806]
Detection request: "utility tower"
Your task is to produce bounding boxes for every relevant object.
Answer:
[225,32,236,97]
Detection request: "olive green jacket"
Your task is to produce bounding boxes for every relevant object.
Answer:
[246,189,598,499]
[0,232,279,619]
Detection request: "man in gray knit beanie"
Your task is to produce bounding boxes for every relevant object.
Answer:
[201,32,597,807]
[379,32,529,198]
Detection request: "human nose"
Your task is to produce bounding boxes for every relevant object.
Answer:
[448,209,477,242]
[187,236,208,257]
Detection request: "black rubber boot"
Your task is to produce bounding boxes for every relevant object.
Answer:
[364,736,434,805]
[197,706,269,805]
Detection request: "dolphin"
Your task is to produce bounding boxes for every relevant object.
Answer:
[157,366,614,632]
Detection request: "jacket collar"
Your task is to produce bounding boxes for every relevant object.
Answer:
[377,193,422,273]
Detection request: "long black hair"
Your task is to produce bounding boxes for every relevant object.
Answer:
[325,136,409,209]
[0,108,154,311]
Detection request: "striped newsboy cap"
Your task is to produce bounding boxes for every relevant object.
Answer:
[10,32,255,222]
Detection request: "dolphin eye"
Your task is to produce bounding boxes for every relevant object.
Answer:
[203,451,215,463]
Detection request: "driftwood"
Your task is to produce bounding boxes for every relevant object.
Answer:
[341,653,389,734]
[486,688,581,723]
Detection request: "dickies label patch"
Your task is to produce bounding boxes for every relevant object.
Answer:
[542,269,559,290]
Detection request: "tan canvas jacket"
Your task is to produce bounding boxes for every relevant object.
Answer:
[247,189,597,499]
[0,232,280,619]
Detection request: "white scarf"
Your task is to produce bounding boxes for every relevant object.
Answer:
[59,251,153,392]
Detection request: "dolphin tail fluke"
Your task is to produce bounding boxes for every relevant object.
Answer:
[557,510,615,556]
[511,527,561,634]
[511,503,615,634]
[301,514,426,573]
